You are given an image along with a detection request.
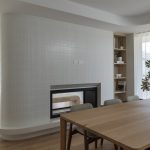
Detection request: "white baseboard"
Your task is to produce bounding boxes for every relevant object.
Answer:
[0,119,60,140]
[0,127,60,141]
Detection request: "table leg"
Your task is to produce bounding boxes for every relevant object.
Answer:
[60,117,67,150]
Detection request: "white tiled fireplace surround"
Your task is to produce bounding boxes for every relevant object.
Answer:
[1,83,101,140]
[0,14,113,140]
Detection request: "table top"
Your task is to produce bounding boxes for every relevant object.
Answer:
[61,100,150,150]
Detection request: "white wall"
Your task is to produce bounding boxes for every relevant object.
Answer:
[0,14,1,127]
[1,14,113,129]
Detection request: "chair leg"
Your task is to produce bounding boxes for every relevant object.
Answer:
[67,124,73,150]
[114,144,118,150]
[95,139,97,149]
[84,130,89,150]
[101,138,104,146]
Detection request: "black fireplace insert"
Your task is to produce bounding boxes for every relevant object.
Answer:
[50,85,100,118]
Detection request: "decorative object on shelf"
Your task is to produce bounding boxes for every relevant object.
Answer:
[141,60,150,91]
[116,74,122,78]
[120,46,124,49]
[118,57,122,61]
[117,57,124,64]
[115,52,125,64]
[116,61,124,64]
[117,81,126,91]
[115,52,122,63]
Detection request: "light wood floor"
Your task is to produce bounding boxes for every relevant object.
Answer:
[0,132,115,150]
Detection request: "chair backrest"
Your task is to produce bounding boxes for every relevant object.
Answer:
[104,99,122,106]
[127,95,140,102]
[70,103,93,112]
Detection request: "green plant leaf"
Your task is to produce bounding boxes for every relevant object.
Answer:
[145,60,150,68]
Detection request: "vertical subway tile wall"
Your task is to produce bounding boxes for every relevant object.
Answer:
[1,14,113,128]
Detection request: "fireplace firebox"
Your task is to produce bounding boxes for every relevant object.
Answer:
[50,83,101,118]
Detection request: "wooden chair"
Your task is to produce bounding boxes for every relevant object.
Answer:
[104,99,122,150]
[127,95,140,102]
[67,103,103,150]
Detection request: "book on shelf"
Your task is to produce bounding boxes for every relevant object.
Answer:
[117,81,126,91]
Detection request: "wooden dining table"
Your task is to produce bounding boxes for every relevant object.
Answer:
[60,100,150,150]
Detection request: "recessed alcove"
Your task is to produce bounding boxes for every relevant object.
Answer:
[50,83,101,118]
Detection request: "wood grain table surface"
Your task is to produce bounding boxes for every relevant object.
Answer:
[60,100,150,150]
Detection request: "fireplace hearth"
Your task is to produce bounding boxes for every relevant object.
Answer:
[50,83,101,118]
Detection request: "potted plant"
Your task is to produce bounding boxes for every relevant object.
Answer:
[141,60,150,91]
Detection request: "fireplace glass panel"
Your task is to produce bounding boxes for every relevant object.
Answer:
[51,91,83,118]
[50,85,100,118]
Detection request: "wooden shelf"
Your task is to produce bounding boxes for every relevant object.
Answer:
[114,48,126,51]
[114,63,126,65]
[115,91,127,94]
[114,34,127,101]
[114,77,126,80]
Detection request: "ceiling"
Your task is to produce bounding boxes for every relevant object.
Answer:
[70,0,150,17]
[1,0,150,33]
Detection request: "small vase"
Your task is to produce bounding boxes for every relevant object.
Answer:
[118,57,122,61]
